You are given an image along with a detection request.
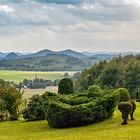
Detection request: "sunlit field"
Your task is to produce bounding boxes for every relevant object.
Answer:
[23,87,58,99]
[0,70,75,83]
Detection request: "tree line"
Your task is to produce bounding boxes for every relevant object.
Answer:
[75,55,140,99]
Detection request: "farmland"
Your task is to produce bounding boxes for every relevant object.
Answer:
[0,70,75,83]
[23,87,58,98]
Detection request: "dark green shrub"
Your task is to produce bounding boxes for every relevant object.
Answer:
[58,78,74,95]
[23,92,60,121]
[46,101,106,128]
[23,95,45,121]
[129,100,136,120]
[88,85,103,98]
[118,102,133,125]
[46,93,119,128]
[96,92,119,117]
[115,88,130,102]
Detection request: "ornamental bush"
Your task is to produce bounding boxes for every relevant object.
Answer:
[118,102,133,125]
[115,88,131,102]
[60,95,90,105]
[46,92,119,128]
[129,100,136,120]
[58,78,74,95]
[118,100,136,125]
[88,85,103,98]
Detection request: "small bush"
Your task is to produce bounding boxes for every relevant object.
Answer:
[23,95,45,121]
[0,81,23,121]
[58,78,74,95]
[88,85,103,98]
[23,92,60,121]
[115,88,130,102]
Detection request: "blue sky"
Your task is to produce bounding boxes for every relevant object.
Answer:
[0,0,140,52]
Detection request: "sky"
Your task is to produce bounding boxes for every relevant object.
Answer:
[0,0,140,53]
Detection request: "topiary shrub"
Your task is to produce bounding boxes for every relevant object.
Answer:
[58,78,74,95]
[115,88,131,102]
[46,93,119,128]
[88,85,103,98]
[128,100,136,120]
[118,100,136,125]
[60,96,90,105]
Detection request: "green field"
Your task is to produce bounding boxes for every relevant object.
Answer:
[0,103,140,140]
[0,70,75,83]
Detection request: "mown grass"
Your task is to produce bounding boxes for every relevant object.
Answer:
[0,104,140,140]
[0,70,75,83]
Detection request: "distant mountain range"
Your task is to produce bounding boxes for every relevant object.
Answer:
[0,49,138,71]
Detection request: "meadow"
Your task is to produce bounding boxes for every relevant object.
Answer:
[0,70,75,83]
[0,103,140,140]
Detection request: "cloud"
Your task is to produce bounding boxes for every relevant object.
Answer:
[0,5,14,13]
[0,0,140,52]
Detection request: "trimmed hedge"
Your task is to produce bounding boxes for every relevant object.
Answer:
[60,96,91,105]
[118,102,133,125]
[88,85,103,98]
[46,92,119,128]
[115,88,130,102]
[118,100,136,125]
[58,78,74,95]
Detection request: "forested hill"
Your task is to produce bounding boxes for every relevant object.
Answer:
[0,54,85,71]
[0,49,137,71]
[0,52,118,71]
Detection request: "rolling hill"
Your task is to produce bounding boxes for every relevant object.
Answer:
[0,54,85,71]
[0,49,136,71]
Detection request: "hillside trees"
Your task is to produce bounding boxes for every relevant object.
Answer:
[75,55,140,99]
[99,63,123,88]
[125,60,140,98]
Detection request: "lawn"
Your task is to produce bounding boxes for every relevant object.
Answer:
[0,104,140,140]
[0,70,75,83]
